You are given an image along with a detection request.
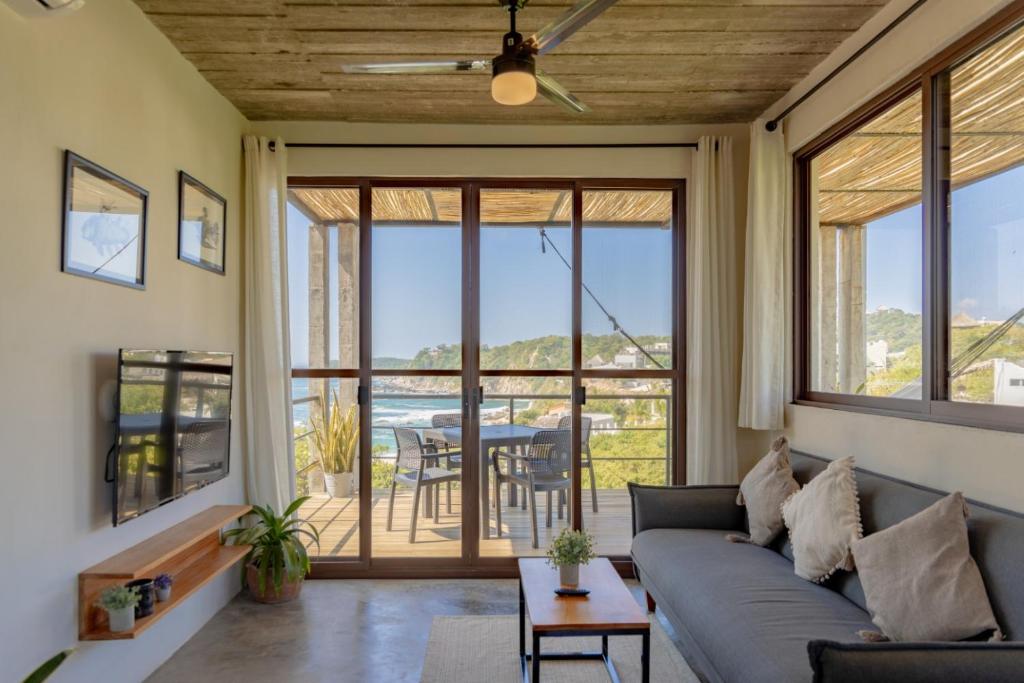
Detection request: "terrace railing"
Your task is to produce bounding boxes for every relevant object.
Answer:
[292,390,672,491]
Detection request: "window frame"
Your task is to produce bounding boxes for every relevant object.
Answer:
[794,3,1024,434]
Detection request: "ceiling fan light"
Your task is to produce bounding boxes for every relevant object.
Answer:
[491,53,536,106]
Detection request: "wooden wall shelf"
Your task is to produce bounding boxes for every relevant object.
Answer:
[79,504,252,641]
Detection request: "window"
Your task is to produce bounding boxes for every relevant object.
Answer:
[796,10,1024,428]
[807,90,923,399]
[947,26,1024,408]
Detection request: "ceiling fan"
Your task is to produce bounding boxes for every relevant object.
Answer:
[340,0,618,113]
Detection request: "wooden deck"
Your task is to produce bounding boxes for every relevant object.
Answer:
[298,488,634,559]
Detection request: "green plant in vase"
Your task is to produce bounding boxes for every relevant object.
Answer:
[224,497,320,604]
[547,528,596,588]
[311,388,359,498]
[97,585,141,633]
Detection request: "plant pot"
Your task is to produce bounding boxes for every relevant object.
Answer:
[107,606,135,633]
[245,563,303,604]
[559,563,580,588]
[324,472,353,498]
[126,579,155,617]
[155,586,172,602]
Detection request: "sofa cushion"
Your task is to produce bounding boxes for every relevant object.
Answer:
[791,452,1024,640]
[633,528,875,683]
[736,436,800,545]
[851,492,1002,642]
[782,456,863,583]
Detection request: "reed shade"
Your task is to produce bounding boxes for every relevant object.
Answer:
[288,187,672,227]
[816,26,1024,227]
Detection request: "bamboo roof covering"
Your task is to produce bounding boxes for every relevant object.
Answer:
[289,187,672,227]
[817,26,1024,226]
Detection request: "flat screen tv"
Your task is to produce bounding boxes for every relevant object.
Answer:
[111,349,233,525]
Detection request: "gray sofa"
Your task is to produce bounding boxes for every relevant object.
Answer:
[629,451,1024,683]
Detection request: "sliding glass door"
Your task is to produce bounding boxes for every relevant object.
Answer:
[286,178,683,575]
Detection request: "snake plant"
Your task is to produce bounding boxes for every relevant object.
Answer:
[224,497,320,597]
[311,388,358,475]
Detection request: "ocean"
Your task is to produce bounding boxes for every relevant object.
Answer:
[291,378,511,453]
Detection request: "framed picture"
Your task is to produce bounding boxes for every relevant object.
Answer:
[178,171,226,274]
[61,151,148,289]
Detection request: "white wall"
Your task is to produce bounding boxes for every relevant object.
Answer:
[0,1,249,681]
[766,0,1024,512]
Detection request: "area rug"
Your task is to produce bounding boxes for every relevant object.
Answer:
[421,614,698,682]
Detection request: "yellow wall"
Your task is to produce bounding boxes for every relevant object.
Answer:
[767,0,1024,512]
[0,1,248,681]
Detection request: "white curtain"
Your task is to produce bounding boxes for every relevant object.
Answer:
[687,136,739,485]
[242,135,294,512]
[738,119,790,429]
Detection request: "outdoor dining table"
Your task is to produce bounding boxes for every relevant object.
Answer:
[421,424,542,539]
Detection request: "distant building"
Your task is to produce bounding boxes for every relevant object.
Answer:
[614,350,646,369]
[867,340,888,372]
[584,354,607,369]
[993,359,1024,407]
[951,312,979,328]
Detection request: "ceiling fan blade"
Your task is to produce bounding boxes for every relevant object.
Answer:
[341,59,490,74]
[536,70,590,113]
[528,0,618,55]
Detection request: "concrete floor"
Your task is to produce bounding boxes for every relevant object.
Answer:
[148,579,683,683]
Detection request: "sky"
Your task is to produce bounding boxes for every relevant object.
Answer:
[287,202,673,365]
[286,164,1023,365]
[864,164,1023,320]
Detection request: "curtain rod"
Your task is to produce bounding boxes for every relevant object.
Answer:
[765,0,928,132]
[266,141,699,150]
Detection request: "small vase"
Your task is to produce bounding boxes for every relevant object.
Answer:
[156,586,172,602]
[107,606,135,633]
[559,563,579,587]
[126,579,155,617]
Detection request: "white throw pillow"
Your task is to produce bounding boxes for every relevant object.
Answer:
[851,492,1003,642]
[781,456,862,583]
[734,436,800,546]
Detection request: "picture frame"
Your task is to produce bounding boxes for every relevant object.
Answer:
[178,171,227,275]
[61,151,148,289]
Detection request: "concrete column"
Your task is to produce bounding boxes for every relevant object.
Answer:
[817,224,838,392]
[838,225,866,394]
[308,222,330,398]
[337,221,359,409]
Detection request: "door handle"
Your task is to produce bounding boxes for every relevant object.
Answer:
[462,387,470,418]
[574,386,587,405]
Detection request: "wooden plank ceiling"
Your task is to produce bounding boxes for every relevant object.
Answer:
[135,0,890,124]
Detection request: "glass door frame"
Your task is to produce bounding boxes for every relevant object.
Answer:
[290,176,685,578]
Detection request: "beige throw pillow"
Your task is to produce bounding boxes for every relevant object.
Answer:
[781,456,862,583]
[734,436,800,546]
[851,492,1003,642]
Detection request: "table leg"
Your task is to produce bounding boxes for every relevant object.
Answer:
[641,630,650,683]
[509,448,518,507]
[532,632,541,682]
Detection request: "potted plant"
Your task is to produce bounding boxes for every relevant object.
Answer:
[311,388,359,498]
[22,650,72,683]
[224,497,320,604]
[547,528,596,588]
[97,585,141,633]
[154,573,174,602]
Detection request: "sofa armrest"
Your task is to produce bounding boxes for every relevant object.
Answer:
[808,639,1024,683]
[627,482,745,535]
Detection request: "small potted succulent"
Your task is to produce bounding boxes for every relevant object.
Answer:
[154,573,174,602]
[547,528,596,588]
[97,585,141,633]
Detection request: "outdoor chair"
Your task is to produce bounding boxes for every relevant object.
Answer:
[557,415,598,513]
[429,413,463,514]
[492,429,572,548]
[387,427,460,543]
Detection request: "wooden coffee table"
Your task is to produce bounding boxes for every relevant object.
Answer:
[518,557,650,682]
